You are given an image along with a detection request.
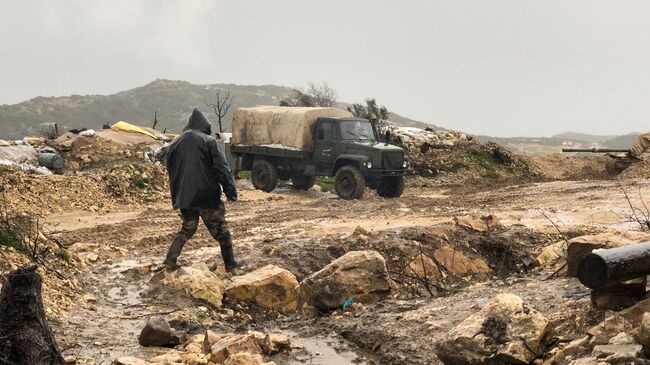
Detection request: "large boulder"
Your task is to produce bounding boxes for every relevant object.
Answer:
[137,316,180,347]
[161,264,225,308]
[437,293,551,365]
[225,265,299,314]
[567,231,650,276]
[299,250,391,311]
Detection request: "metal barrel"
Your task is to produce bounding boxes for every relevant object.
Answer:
[562,148,630,153]
[38,152,65,169]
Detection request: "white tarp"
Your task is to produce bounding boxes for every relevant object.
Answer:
[231,106,352,151]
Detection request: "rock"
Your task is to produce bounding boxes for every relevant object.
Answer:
[300,250,391,311]
[405,254,442,281]
[225,265,299,313]
[635,312,650,356]
[210,334,263,364]
[113,357,150,365]
[567,231,650,276]
[181,353,209,365]
[587,315,632,345]
[590,277,647,310]
[263,333,291,355]
[353,226,372,236]
[547,336,590,365]
[162,264,225,308]
[437,293,551,365]
[621,298,650,328]
[454,214,502,232]
[138,316,180,347]
[534,241,567,267]
[568,358,602,365]
[149,350,182,363]
[433,245,491,277]
[223,352,264,365]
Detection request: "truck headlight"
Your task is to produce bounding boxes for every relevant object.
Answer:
[366,162,372,169]
[402,161,408,168]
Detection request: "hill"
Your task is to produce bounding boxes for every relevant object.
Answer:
[0,79,433,139]
[551,132,617,143]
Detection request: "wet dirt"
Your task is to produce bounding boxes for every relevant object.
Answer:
[37,177,650,364]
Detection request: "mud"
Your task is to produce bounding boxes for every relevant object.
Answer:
[5,168,650,364]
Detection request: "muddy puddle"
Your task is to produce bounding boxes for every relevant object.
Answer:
[276,331,375,365]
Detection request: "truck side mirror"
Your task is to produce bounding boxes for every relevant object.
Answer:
[385,130,391,142]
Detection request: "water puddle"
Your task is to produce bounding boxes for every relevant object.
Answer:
[276,331,374,365]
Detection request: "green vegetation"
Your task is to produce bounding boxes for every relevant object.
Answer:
[316,176,335,192]
[130,175,149,189]
[55,248,70,261]
[237,170,251,179]
[0,226,25,253]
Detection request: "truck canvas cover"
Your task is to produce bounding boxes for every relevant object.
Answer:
[231,106,352,151]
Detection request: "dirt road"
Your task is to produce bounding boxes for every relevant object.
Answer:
[45,178,650,364]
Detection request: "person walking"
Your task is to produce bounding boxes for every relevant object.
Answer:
[163,108,244,272]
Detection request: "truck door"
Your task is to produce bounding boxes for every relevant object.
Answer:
[314,121,336,170]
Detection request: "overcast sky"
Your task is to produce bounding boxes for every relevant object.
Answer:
[1,1,648,137]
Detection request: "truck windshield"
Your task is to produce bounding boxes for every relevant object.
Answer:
[340,121,376,141]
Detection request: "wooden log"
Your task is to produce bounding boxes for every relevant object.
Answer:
[578,241,650,289]
[0,266,65,365]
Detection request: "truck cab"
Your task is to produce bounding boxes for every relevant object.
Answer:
[311,117,407,198]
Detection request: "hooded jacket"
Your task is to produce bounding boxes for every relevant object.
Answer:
[166,109,237,209]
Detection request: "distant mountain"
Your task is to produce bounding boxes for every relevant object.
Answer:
[551,132,617,143]
[477,131,642,155]
[602,133,641,149]
[0,79,434,139]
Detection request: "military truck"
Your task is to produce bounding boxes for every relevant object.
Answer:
[230,106,408,200]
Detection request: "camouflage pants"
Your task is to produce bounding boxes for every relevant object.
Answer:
[164,207,232,265]
[177,207,230,242]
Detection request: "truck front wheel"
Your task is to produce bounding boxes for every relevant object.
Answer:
[251,160,278,192]
[377,176,405,198]
[292,174,316,190]
[334,165,365,200]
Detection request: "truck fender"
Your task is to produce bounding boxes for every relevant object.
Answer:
[333,155,368,174]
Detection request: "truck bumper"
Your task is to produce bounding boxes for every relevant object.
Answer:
[365,169,410,177]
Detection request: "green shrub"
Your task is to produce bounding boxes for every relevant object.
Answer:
[55,248,70,261]
[0,227,25,253]
[316,176,335,192]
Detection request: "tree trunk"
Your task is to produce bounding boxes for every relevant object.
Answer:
[577,241,650,289]
[0,266,65,365]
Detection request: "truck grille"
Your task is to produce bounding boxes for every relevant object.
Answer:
[382,151,404,169]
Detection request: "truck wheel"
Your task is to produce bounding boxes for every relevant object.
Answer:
[292,174,316,190]
[377,176,405,198]
[334,165,365,200]
[251,160,278,192]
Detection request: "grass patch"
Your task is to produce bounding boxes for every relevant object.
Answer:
[316,176,335,192]
[55,248,70,261]
[0,227,26,253]
[130,175,149,189]
[237,170,251,179]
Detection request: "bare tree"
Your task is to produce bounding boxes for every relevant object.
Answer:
[152,109,159,130]
[206,89,234,133]
[347,98,390,130]
[280,82,337,107]
[306,82,336,107]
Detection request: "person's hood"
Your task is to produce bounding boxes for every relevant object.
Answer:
[183,108,212,135]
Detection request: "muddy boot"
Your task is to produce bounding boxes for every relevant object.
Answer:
[163,236,186,271]
[219,235,245,272]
